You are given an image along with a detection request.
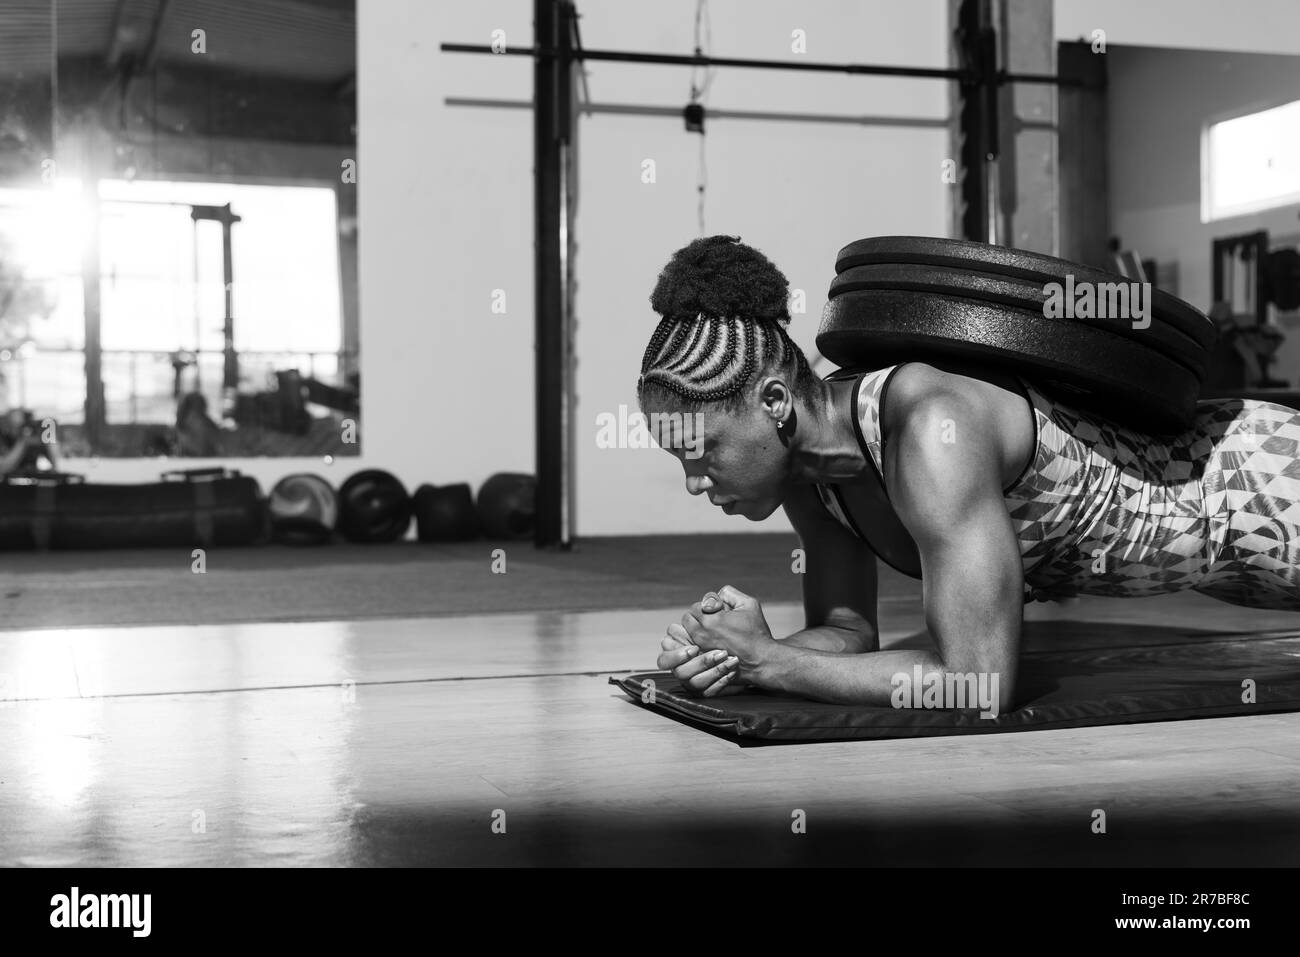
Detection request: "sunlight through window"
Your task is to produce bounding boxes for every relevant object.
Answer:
[1203,99,1300,222]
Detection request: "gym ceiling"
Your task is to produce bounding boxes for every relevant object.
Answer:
[0,0,355,84]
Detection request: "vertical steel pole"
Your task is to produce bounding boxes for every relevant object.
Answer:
[559,2,578,548]
[220,204,239,419]
[534,0,569,548]
[956,0,997,244]
[81,164,105,447]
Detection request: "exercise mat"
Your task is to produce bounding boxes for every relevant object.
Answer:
[611,632,1300,741]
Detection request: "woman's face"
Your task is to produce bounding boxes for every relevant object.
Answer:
[654,400,792,521]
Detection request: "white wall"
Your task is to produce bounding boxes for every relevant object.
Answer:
[1055,0,1300,56]
[62,1,952,536]
[568,1,950,534]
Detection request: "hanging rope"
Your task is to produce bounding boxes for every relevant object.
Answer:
[689,0,716,235]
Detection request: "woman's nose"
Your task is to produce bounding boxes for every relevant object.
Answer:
[685,474,713,496]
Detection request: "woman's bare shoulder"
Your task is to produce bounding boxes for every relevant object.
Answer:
[881,361,1034,491]
[884,361,1027,426]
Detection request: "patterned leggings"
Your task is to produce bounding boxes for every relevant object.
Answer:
[1193,399,1300,610]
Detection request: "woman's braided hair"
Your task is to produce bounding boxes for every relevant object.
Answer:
[638,236,814,410]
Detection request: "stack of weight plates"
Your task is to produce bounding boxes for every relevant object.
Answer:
[816,236,1218,435]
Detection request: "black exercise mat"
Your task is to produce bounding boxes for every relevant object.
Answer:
[610,632,1300,741]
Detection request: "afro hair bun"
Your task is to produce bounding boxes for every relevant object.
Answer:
[649,235,791,326]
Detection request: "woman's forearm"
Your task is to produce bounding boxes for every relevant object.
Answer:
[754,643,950,707]
[778,625,876,654]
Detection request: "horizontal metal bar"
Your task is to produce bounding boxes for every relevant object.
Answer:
[1000,69,1088,89]
[101,198,196,208]
[19,347,358,357]
[442,43,1092,89]
[440,42,971,81]
[444,96,950,129]
[1014,118,1057,132]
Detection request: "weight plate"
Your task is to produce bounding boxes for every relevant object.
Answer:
[829,262,1208,380]
[817,289,1198,434]
[833,236,1217,352]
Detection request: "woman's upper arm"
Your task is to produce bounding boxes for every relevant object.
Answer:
[782,483,879,644]
[885,391,1024,685]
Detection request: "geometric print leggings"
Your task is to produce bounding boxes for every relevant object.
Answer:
[1193,398,1300,610]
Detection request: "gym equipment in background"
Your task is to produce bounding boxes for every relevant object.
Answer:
[1110,247,1158,290]
[1204,231,1300,393]
[819,236,1217,435]
[233,369,312,436]
[268,473,338,545]
[302,375,360,415]
[1264,248,1300,312]
[477,473,536,541]
[413,484,481,542]
[0,467,264,550]
[336,469,412,543]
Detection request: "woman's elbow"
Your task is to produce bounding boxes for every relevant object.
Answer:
[836,622,879,654]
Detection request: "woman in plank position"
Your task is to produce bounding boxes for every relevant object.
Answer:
[643,236,1300,713]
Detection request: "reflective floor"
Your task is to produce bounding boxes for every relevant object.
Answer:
[2,595,1299,866]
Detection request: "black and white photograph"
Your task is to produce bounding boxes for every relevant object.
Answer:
[1,0,1297,932]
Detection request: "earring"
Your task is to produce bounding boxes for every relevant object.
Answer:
[776,420,784,431]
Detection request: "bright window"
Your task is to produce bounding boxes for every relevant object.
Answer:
[1203,99,1300,221]
[97,179,342,356]
[0,179,342,426]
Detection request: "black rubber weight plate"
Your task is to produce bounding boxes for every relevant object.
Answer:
[834,236,1218,353]
[829,263,1208,381]
[817,289,1199,435]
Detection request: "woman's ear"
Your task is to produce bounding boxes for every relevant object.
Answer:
[758,376,792,426]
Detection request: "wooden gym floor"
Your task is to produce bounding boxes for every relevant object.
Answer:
[2,536,1300,866]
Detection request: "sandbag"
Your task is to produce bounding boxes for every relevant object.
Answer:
[0,467,264,550]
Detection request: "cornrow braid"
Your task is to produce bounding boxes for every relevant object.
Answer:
[674,315,722,379]
[639,317,684,377]
[638,312,812,407]
[638,235,817,410]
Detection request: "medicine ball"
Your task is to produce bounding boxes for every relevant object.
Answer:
[336,469,412,543]
[413,483,481,542]
[477,473,536,540]
[268,473,337,545]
